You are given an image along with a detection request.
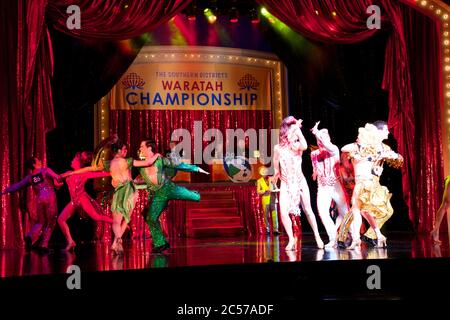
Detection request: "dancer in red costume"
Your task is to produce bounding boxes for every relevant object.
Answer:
[58,151,113,251]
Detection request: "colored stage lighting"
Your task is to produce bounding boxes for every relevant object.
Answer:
[186,4,197,21]
[260,7,269,16]
[229,7,238,23]
[204,7,217,24]
[250,8,260,24]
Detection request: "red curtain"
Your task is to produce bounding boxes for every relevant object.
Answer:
[47,0,190,40]
[402,5,444,233]
[0,0,191,249]
[258,0,435,232]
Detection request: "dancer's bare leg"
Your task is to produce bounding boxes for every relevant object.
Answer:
[80,198,113,224]
[111,213,124,254]
[333,184,349,230]
[300,180,324,248]
[317,187,336,247]
[279,189,296,251]
[431,182,450,244]
[57,203,77,250]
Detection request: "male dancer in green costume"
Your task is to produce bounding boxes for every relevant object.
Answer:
[138,139,209,253]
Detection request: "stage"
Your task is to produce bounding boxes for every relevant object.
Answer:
[1,232,449,303]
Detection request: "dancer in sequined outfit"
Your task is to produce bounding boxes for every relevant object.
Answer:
[310,121,349,248]
[340,121,403,249]
[64,136,161,255]
[272,116,324,251]
[1,157,62,251]
[137,139,209,253]
[58,152,113,251]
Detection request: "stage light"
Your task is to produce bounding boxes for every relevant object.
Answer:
[250,8,260,24]
[229,7,238,23]
[261,7,269,16]
[421,0,427,6]
[204,7,217,24]
[186,4,197,21]
[332,11,337,17]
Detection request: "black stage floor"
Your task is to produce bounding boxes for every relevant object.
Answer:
[1,232,449,308]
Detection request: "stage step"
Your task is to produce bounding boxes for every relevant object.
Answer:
[191,216,242,229]
[189,199,236,208]
[186,190,244,237]
[199,191,234,200]
[187,207,239,217]
[190,226,244,237]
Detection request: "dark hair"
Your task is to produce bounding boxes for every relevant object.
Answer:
[279,116,297,147]
[111,140,126,154]
[25,157,37,171]
[372,120,388,130]
[142,139,157,153]
[76,151,93,168]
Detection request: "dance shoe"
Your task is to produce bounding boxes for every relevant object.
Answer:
[64,241,76,252]
[361,235,377,247]
[376,235,387,248]
[315,237,324,249]
[430,229,442,245]
[152,243,170,254]
[347,239,361,250]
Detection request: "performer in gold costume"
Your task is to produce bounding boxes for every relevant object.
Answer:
[338,121,403,249]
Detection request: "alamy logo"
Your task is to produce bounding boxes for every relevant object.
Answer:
[66,5,81,30]
[122,73,146,90]
[366,5,381,30]
[66,265,81,290]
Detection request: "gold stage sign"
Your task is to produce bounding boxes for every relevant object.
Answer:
[110,51,275,111]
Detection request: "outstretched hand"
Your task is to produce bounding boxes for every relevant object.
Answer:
[60,172,71,179]
[296,118,303,128]
[311,121,320,135]
[198,168,210,175]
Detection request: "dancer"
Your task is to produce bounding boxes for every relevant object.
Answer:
[310,121,349,248]
[58,151,113,251]
[1,157,62,251]
[256,166,280,235]
[137,139,209,253]
[63,136,160,255]
[430,175,450,244]
[272,116,324,251]
[341,121,403,249]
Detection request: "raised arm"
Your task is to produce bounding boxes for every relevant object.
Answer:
[62,162,105,178]
[133,153,161,168]
[2,176,31,194]
[311,122,338,155]
[45,168,63,188]
[173,161,209,175]
[272,145,281,183]
[341,143,357,154]
[295,125,308,151]
[82,171,111,179]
